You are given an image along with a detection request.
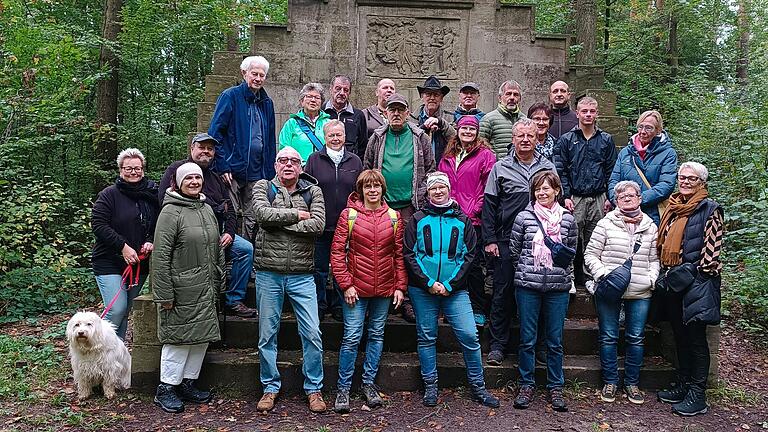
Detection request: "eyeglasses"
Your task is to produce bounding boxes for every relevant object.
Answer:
[617,193,639,201]
[637,125,656,132]
[121,166,143,173]
[277,157,302,165]
[678,175,700,183]
[532,117,550,123]
[303,94,321,101]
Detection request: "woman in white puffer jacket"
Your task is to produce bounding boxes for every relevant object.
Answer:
[585,180,660,406]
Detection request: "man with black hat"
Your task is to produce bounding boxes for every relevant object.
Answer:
[454,82,485,123]
[158,133,257,318]
[409,76,456,164]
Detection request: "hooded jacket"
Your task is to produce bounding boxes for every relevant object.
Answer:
[555,127,618,199]
[151,190,224,345]
[252,173,325,273]
[584,209,660,299]
[208,82,276,182]
[304,147,363,233]
[278,110,332,162]
[608,131,678,225]
[330,193,407,297]
[403,200,477,293]
[438,145,497,226]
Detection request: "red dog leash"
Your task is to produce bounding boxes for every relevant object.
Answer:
[101,253,148,319]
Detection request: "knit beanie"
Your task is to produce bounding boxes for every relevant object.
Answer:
[175,162,203,188]
[426,172,451,191]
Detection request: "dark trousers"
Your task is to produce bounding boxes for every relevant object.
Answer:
[314,230,342,314]
[468,226,490,315]
[664,290,710,391]
[488,243,516,353]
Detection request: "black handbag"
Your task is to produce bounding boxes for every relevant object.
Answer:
[529,211,576,268]
[655,262,698,293]
[594,237,642,303]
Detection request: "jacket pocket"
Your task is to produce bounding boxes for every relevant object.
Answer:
[447,227,460,260]
[423,225,433,256]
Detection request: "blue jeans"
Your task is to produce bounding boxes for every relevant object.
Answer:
[224,234,254,306]
[337,296,391,390]
[408,287,485,387]
[516,288,570,389]
[595,296,650,386]
[95,273,147,339]
[255,271,324,394]
[314,231,342,314]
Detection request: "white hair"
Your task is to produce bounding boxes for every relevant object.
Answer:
[116,148,145,168]
[240,56,270,74]
[498,80,521,96]
[614,180,641,196]
[679,161,709,182]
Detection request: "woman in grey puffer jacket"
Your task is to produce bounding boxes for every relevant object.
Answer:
[509,170,577,413]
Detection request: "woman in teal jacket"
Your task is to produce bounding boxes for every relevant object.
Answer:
[608,110,678,226]
[279,82,331,162]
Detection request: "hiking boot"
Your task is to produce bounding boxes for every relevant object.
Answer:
[470,384,500,408]
[361,384,383,408]
[547,387,568,412]
[154,383,184,413]
[513,385,535,409]
[672,388,708,416]
[423,381,439,407]
[308,392,327,413]
[225,302,258,318]
[473,313,487,327]
[401,302,416,323]
[333,389,350,414]
[600,383,617,403]
[178,378,212,404]
[658,381,688,404]
[331,308,344,322]
[624,385,645,405]
[257,392,277,412]
[486,350,504,366]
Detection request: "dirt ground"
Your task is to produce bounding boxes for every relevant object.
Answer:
[1,315,766,432]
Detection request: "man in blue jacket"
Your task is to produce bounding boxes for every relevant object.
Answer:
[208,55,277,241]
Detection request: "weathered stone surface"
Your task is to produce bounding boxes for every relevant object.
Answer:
[596,115,630,148]
[131,295,159,346]
[212,51,247,77]
[580,88,617,116]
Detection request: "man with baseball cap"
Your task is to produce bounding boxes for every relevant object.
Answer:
[159,133,257,318]
[454,82,485,123]
[409,76,456,164]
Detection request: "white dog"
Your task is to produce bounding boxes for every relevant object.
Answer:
[66,311,131,400]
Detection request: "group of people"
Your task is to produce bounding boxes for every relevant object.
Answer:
[89,54,722,417]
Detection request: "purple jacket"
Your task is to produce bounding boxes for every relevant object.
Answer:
[438,146,497,226]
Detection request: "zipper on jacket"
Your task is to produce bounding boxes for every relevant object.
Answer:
[436,215,443,282]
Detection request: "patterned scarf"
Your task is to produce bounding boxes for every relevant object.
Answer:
[657,188,709,266]
[532,201,564,270]
[326,146,344,166]
[618,206,642,236]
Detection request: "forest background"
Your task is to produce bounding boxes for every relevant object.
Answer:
[0,0,766,335]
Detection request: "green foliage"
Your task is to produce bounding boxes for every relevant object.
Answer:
[0,267,95,323]
[0,328,67,400]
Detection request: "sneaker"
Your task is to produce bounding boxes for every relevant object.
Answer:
[600,383,617,403]
[486,350,504,366]
[333,389,350,414]
[624,385,644,404]
[177,378,212,404]
[513,385,535,409]
[361,384,383,408]
[470,384,500,408]
[547,387,568,412]
[225,302,258,318]
[308,392,327,413]
[257,392,278,412]
[154,383,184,413]
[672,389,708,416]
[658,382,688,404]
[401,302,416,323]
[423,381,438,407]
[473,313,487,327]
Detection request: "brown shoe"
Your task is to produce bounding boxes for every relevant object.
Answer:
[308,392,326,412]
[226,302,258,318]
[257,392,277,411]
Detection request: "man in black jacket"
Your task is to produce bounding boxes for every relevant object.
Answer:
[323,75,369,158]
[555,97,618,286]
[549,81,578,139]
[159,133,257,318]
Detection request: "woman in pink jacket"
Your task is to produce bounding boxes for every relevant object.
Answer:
[438,115,497,325]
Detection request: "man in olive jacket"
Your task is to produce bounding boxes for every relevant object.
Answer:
[251,146,327,413]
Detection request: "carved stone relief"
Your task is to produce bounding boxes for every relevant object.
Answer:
[364,16,461,79]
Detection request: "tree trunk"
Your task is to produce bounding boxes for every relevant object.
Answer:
[95,0,123,186]
[668,8,679,78]
[575,0,597,64]
[736,0,750,85]
[604,0,611,51]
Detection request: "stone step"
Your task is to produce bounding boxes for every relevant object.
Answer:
[130,348,675,394]
[213,314,665,356]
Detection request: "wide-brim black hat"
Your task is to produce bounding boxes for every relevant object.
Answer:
[417,75,450,96]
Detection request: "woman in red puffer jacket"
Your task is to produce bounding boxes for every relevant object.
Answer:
[330,169,407,413]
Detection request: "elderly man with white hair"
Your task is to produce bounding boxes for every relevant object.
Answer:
[251,146,327,413]
[208,55,276,241]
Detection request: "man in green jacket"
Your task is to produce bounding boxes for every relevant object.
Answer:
[251,146,327,413]
[480,80,527,158]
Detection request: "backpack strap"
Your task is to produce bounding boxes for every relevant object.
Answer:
[295,119,324,151]
[268,181,312,207]
[387,208,399,234]
[347,208,358,238]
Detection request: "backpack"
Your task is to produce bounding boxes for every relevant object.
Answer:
[346,207,398,249]
[266,182,312,207]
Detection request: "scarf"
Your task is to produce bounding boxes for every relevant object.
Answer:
[631,134,651,160]
[430,198,455,208]
[326,146,344,166]
[617,206,642,236]
[532,201,564,270]
[657,188,709,266]
[115,177,159,237]
[497,103,520,119]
